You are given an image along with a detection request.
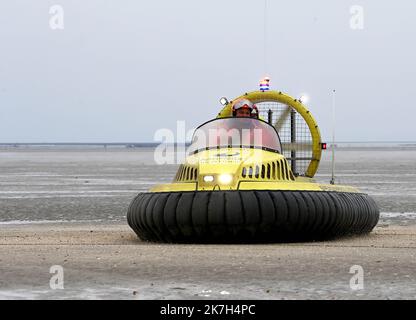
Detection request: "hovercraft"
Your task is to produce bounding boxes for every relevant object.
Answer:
[127,86,379,243]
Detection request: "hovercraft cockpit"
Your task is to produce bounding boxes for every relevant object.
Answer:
[188,117,282,155]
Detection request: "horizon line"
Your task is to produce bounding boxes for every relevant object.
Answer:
[1,140,416,145]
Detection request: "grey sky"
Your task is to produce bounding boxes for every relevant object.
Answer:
[0,0,415,142]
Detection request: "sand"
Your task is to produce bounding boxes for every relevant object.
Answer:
[0,222,415,300]
[0,146,415,299]
[0,147,415,222]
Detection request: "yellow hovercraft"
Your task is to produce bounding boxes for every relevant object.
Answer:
[127,86,379,243]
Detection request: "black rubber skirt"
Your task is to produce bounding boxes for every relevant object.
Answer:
[127,190,379,243]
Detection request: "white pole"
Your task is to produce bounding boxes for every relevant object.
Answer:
[263,0,267,75]
[330,89,336,185]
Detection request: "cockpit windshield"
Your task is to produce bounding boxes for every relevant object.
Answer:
[188,117,282,154]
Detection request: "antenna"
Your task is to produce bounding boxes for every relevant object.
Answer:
[263,0,268,75]
[330,89,336,185]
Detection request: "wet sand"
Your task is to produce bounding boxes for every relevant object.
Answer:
[0,146,415,299]
[0,147,415,222]
[0,222,415,299]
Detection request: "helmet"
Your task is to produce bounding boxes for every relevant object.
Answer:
[232,98,259,118]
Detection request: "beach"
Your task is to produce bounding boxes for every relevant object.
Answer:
[0,146,415,299]
[1,222,415,299]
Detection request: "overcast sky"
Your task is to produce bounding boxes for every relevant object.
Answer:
[0,0,415,142]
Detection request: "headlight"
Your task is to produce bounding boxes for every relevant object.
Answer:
[203,175,214,183]
[218,174,233,184]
